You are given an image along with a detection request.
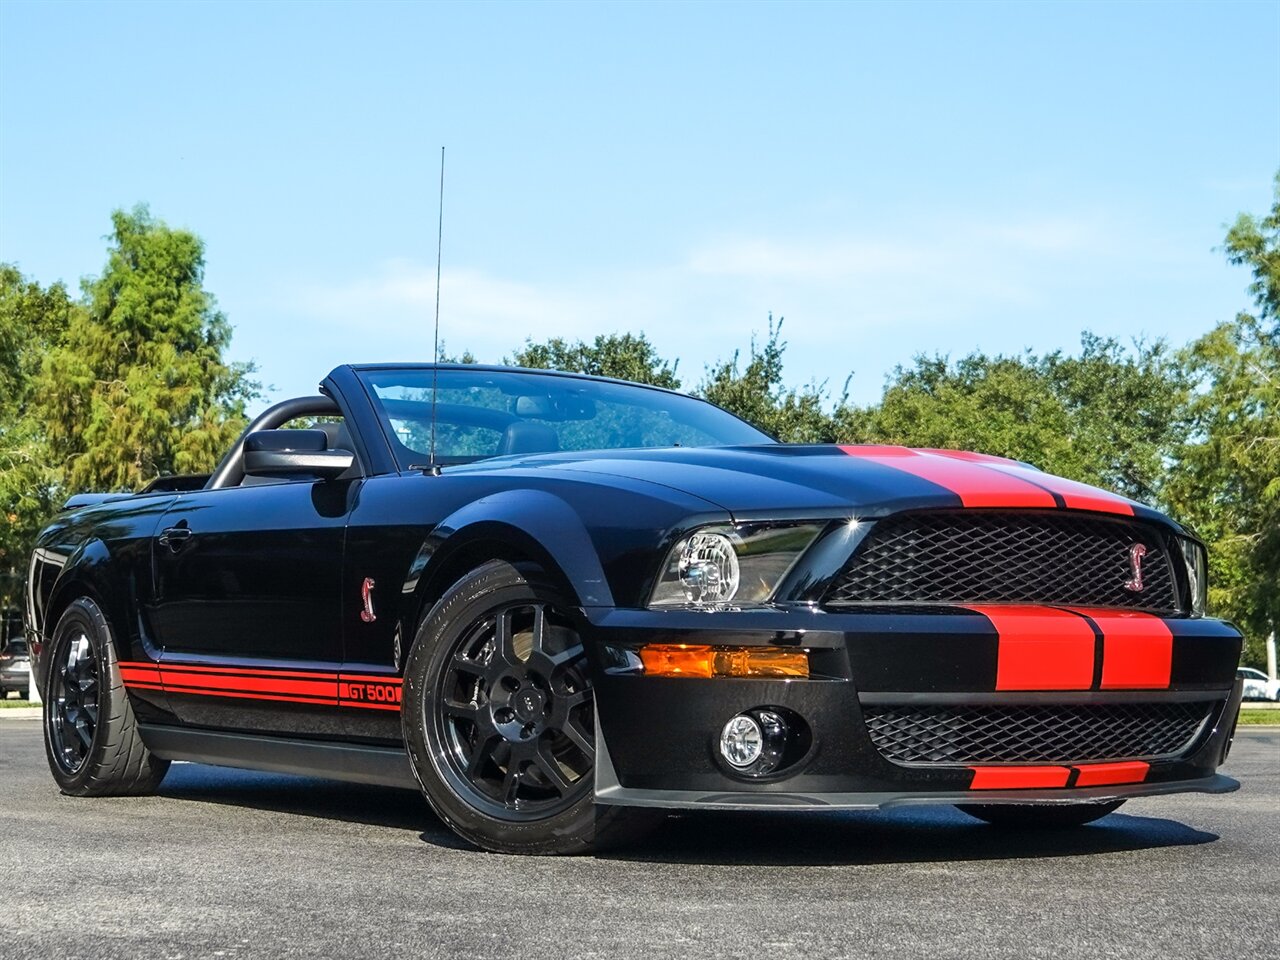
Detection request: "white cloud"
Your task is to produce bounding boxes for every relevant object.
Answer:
[267,209,1170,406]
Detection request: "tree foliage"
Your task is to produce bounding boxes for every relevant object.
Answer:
[38,206,259,491]
[507,332,680,389]
[0,267,78,608]
[837,335,1188,503]
[1165,176,1280,659]
[697,317,840,443]
[0,207,257,609]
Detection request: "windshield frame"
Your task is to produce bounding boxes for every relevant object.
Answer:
[352,364,775,469]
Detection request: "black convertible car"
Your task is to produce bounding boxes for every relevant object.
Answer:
[26,364,1243,853]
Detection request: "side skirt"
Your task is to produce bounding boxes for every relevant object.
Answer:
[138,724,418,791]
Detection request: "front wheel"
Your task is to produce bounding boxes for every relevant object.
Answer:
[401,560,657,854]
[956,799,1125,828]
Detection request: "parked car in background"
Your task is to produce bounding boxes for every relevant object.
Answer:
[1,615,30,698]
[1237,667,1280,702]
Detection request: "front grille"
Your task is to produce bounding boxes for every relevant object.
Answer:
[862,701,1213,765]
[825,511,1180,612]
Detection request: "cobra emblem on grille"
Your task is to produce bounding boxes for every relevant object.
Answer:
[1124,544,1147,593]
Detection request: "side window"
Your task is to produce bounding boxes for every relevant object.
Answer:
[238,415,360,486]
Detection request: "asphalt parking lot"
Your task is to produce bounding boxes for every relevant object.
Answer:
[1,719,1276,960]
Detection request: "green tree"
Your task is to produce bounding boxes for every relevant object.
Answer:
[0,266,78,609]
[507,332,681,388]
[698,317,840,442]
[835,334,1187,503]
[1166,175,1280,663]
[38,206,259,492]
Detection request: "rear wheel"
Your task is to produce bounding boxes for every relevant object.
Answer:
[402,560,657,854]
[43,598,169,796]
[957,799,1125,827]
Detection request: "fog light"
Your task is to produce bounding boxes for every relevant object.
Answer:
[720,714,763,768]
[719,709,790,776]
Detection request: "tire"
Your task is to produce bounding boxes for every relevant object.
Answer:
[42,597,170,796]
[402,560,658,854]
[956,799,1125,828]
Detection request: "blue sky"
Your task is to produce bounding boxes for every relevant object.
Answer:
[1,0,1277,413]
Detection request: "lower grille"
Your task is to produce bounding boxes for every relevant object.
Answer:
[862,701,1214,766]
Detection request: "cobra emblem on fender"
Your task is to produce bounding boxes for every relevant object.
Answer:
[360,577,377,622]
[1124,544,1147,593]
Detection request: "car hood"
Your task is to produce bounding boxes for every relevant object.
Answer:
[490,443,1169,525]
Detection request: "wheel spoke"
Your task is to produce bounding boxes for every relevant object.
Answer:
[493,611,521,667]
[534,742,575,796]
[450,655,487,678]
[560,687,590,710]
[465,733,501,778]
[443,699,481,719]
[500,763,520,803]
[529,605,547,654]
[562,716,595,761]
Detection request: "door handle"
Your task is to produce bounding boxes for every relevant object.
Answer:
[159,525,193,550]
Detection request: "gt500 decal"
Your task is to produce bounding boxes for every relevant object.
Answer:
[119,662,403,711]
[338,678,403,710]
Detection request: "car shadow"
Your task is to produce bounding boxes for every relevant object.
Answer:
[603,805,1219,867]
[157,761,471,850]
[157,762,1217,865]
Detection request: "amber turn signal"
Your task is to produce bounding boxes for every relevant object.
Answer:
[638,644,809,679]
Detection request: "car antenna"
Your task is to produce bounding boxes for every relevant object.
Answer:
[427,145,445,476]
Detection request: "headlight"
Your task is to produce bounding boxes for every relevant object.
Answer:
[649,523,825,608]
[1177,537,1208,617]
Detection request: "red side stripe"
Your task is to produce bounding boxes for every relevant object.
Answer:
[968,605,1096,691]
[118,661,407,710]
[159,670,337,698]
[838,446,1057,508]
[969,766,1071,789]
[149,663,342,680]
[1070,609,1173,690]
[1073,761,1150,786]
[159,685,338,707]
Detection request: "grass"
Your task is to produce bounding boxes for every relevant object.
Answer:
[1238,707,1280,726]
[0,697,36,708]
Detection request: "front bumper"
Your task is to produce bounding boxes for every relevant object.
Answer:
[585,605,1244,810]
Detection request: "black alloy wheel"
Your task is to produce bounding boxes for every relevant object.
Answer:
[435,600,594,819]
[42,597,170,796]
[48,628,101,775]
[402,560,659,854]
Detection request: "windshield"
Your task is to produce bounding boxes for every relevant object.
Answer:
[358,367,772,467]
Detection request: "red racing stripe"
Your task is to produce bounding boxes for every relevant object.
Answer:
[1070,609,1173,689]
[969,766,1071,789]
[968,605,1096,690]
[909,449,1136,515]
[1073,761,1150,786]
[837,446,1058,508]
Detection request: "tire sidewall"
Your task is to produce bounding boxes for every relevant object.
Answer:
[402,561,600,854]
[43,597,117,793]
